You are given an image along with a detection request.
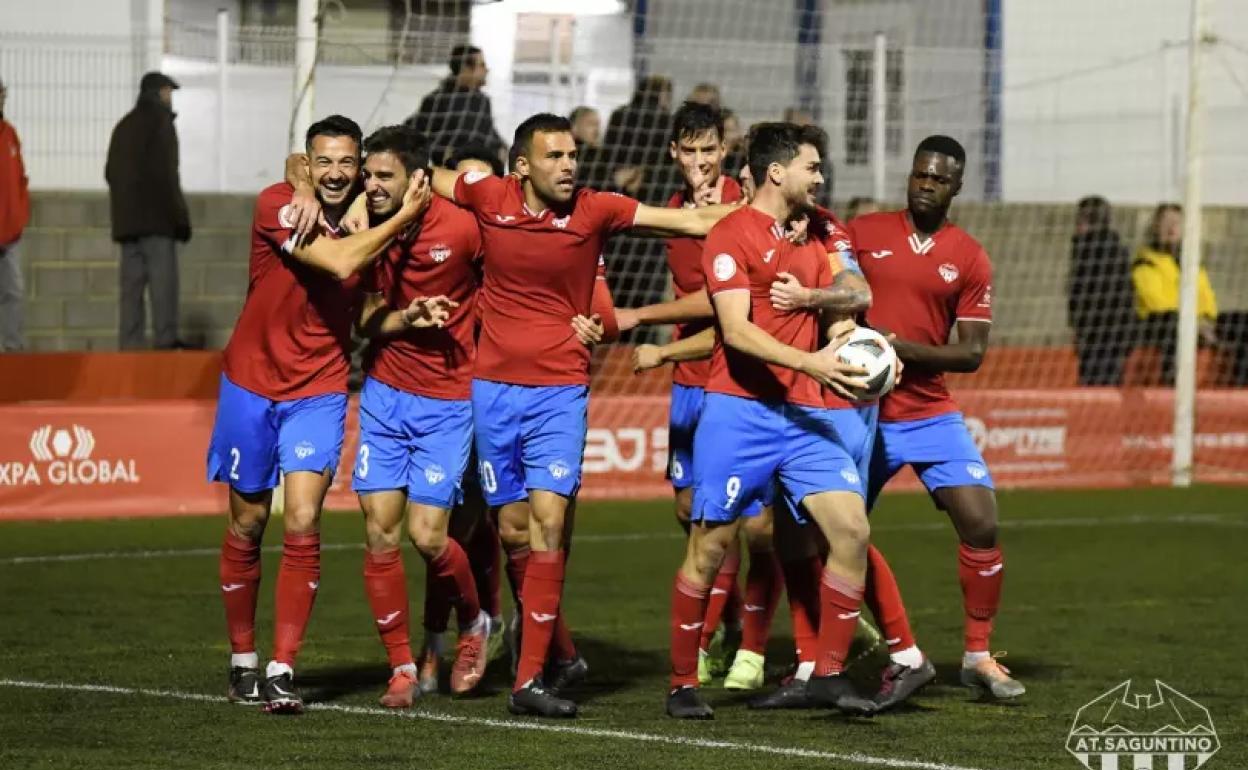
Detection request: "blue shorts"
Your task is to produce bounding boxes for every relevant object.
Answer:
[205,374,347,494]
[780,402,878,525]
[351,377,473,509]
[691,394,864,525]
[667,383,703,489]
[470,379,588,507]
[867,411,994,509]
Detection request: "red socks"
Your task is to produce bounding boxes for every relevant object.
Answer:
[513,550,566,690]
[958,543,1003,653]
[864,544,916,654]
[814,570,864,677]
[781,554,822,665]
[272,531,320,666]
[740,549,782,655]
[467,519,502,620]
[428,540,481,630]
[220,530,262,654]
[669,572,710,689]
[699,549,740,651]
[506,545,577,663]
[363,548,413,668]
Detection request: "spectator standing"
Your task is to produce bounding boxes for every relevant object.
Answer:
[569,106,601,151]
[0,77,28,352]
[686,82,721,109]
[405,45,504,167]
[1068,195,1134,385]
[105,71,190,350]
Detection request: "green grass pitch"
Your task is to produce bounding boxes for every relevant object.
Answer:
[0,486,1245,770]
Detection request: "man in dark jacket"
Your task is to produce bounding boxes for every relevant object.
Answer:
[105,71,190,350]
[405,45,504,167]
[1068,195,1134,385]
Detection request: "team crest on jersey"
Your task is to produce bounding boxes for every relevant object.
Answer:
[548,460,572,480]
[938,263,959,283]
[552,215,571,229]
[294,441,316,459]
[464,170,489,185]
[966,463,988,480]
[425,464,446,485]
[712,253,737,281]
[429,243,452,263]
[277,204,296,229]
[840,468,860,485]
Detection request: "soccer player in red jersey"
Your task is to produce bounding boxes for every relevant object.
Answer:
[207,115,430,714]
[665,122,877,719]
[851,135,1024,700]
[428,112,736,718]
[344,125,492,708]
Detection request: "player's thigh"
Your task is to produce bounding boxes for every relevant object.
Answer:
[689,394,784,526]
[359,489,408,550]
[276,391,348,479]
[928,483,999,547]
[519,384,588,500]
[684,518,743,582]
[470,379,527,507]
[741,503,774,549]
[281,469,334,533]
[405,394,473,511]
[667,383,704,491]
[352,377,412,497]
[867,420,913,512]
[207,374,279,494]
[902,412,995,500]
[496,500,531,549]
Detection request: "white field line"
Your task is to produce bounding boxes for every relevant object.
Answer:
[0,512,1241,567]
[0,678,1002,770]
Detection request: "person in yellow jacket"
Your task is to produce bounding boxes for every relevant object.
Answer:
[1132,203,1248,385]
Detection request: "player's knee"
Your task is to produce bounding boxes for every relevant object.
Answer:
[496,512,529,550]
[958,516,998,549]
[283,500,321,535]
[742,510,773,546]
[688,528,733,584]
[364,516,402,552]
[409,520,448,557]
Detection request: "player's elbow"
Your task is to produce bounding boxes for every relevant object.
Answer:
[719,323,749,352]
[961,343,988,373]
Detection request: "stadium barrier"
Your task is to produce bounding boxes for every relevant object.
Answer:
[1,370,1245,519]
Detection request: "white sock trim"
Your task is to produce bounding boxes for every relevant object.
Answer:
[794,661,815,681]
[231,652,260,669]
[266,660,294,679]
[963,650,991,667]
[890,645,925,669]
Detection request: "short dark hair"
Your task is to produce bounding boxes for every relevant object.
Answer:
[513,113,573,159]
[1076,195,1112,228]
[746,122,827,185]
[305,114,363,154]
[447,141,504,177]
[568,106,597,125]
[362,124,430,175]
[670,101,724,145]
[449,45,482,76]
[915,134,966,167]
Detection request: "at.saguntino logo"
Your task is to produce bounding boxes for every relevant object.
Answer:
[1067,680,1219,770]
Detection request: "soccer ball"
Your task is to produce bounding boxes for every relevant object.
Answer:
[834,326,897,402]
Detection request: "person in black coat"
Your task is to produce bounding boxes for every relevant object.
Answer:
[405,45,505,167]
[105,71,190,350]
[1068,196,1134,385]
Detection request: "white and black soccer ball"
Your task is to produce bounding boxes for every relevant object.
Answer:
[835,327,897,401]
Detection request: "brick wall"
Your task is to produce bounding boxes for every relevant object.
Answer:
[15,192,1248,351]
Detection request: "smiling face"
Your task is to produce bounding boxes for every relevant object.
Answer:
[362,151,409,218]
[670,128,725,192]
[307,134,361,209]
[907,151,962,218]
[773,142,823,212]
[516,129,578,206]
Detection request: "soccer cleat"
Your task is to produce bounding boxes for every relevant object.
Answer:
[805,674,876,716]
[704,623,741,678]
[451,614,491,696]
[507,682,578,718]
[666,685,714,720]
[545,655,589,696]
[748,675,814,710]
[872,658,937,712]
[261,672,304,715]
[696,649,712,686]
[723,649,765,690]
[227,666,263,706]
[379,669,420,709]
[416,650,440,695]
[960,655,1025,700]
[486,616,505,663]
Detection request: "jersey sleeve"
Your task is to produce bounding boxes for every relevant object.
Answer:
[819,215,862,277]
[956,247,993,322]
[701,226,750,297]
[586,190,641,234]
[452,170,501,214]
[815,244,836,288]
[253,185,299,255]
[592,256,621,342]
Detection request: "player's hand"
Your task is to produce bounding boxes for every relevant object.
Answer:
[612,165,644,196]
[802,344,869,401]
[401,295,458,328]
[770,272,812,311]
[689,174,725,207]
[288,184,322,240]
[633,344,666,372]
[571,313,606,346]
[398,169,432,222]
[827,316,858,346]
[341,192,369,234]
[786,215,810,245]
[615,307,640,333]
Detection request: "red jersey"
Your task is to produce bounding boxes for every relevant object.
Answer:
[363,196,484,401]
[849,210,993,422]
[809,206,859,411]
[453,173,639,386]
[222,182,360,400]
[664,175,744,387]
[702,206,833,408]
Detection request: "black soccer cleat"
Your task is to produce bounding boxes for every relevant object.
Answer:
[748,677,815,710]
[872,658,937,712]
[665,685,714,720]
[544,655,589,696]
[806,674,876,716]
[227,666,263,706]
[262,672,305,715]
[507,682,578,718]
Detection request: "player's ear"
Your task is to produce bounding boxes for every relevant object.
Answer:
[669,141,678,161]
[767,161,784,187]
[514,153,530,179]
